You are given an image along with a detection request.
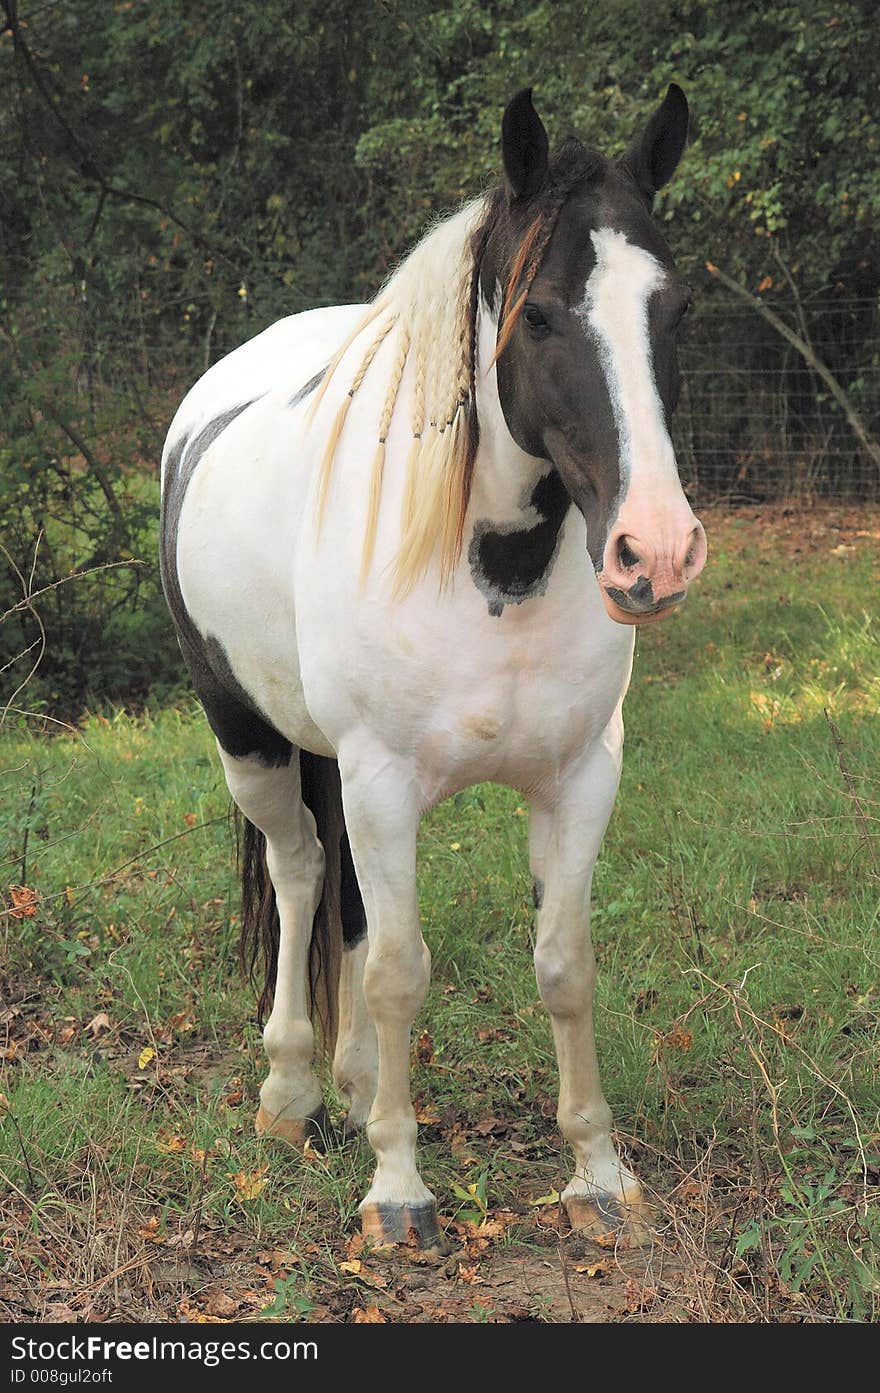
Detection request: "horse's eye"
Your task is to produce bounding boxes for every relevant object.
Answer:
[676,294,693,324]
[523,303,551,338]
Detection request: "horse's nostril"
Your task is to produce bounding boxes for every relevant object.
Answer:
[616,537,640,570]
[683,526,704,573]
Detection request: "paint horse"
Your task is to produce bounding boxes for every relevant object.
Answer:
[160,85,706,1251]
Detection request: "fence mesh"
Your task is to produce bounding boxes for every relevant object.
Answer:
[673,299,880,501]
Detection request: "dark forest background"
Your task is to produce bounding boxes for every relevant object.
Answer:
[2,0,878,711]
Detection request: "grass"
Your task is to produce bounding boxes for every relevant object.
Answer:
[1,504,879,1322]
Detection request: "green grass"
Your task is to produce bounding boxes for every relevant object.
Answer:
[1,508,879,1322]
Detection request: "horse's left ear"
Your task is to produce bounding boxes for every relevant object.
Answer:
[621,83,689,201]
[502,88,550,201]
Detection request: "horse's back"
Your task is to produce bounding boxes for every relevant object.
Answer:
[161,304,362,480]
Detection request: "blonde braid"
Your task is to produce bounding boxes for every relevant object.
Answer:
[402,345,426,533]
[315,313,397,527]
[361,323,410,584]
[306,298,387,425]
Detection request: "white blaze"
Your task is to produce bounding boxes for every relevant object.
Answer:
[576,227,677,502]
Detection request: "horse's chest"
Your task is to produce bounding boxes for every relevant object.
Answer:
[411,620,632,803]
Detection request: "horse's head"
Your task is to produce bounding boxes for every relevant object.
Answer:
[481,85,706,625]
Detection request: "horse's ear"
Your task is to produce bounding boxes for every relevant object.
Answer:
[621,83,689,201]
[502,88,550,201]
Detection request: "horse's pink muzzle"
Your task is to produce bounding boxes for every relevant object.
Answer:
[597,512,707,626]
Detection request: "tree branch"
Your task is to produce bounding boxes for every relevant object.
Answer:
[2,0,245,276]
[705,260,880,476]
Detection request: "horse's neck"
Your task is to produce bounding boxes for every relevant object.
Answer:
[469,297,549,524]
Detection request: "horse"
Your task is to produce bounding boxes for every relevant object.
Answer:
[159,84,706,1253]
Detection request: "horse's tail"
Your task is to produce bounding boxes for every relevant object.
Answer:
[238,752,346,1057]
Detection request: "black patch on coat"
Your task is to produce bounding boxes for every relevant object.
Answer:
[289,367,326,409]
[532,877,544,911]
[340,830,367,950]
[160,399,292,768]
[468,470,570,616]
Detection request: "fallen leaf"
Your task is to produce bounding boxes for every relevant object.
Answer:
[204,1290,238,1318]
[228,1164,268,1201]
[345,1232,365,1262]
[138,1217,165,1244]
[353,1306,386,1323]
[339,1260,362,1276]
[594,1230,619,1249]
[44,1303,77,1322]
[177,1301,231,1324]
[84,1012,111,1039]
[575,1260,610,1278]
[9,885,37,919]
[414,1030,435,1065]
[457,1263,483,1284]
[156,1132,186,1154]
[138,1045,156,1070]
[474,1117,504,1136]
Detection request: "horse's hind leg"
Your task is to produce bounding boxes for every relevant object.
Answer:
[532,716,652,1247]
[332,833,378,1131]
[218,746,327,1143]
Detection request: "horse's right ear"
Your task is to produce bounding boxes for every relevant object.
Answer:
[621,84,689,202]
[502,88,550,201]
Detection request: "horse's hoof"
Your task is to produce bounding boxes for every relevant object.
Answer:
[255,1103,329,1148]
[564,1190,655,1248]
[360,1201,449,1256]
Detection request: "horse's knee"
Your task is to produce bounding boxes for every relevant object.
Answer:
[263,1015,314,1067]
[363,937,430,1022]
[534,937,594,1018]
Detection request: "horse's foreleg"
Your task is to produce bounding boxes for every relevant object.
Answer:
[218,748,326,1144]
[338,742,443,1252]
[532,715,652,1246]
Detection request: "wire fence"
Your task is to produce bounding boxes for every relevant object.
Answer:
[7,293,880,503]
[673,300,880,501]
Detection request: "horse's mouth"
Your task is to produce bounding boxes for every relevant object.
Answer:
[598,582,686,626]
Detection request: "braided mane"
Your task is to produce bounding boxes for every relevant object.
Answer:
[309,139,605,594]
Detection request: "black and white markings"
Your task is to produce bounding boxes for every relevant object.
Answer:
[468,470,570,617]
[159,398,293,767]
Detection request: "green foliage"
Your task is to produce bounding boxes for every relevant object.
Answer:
[2,1,878,711]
